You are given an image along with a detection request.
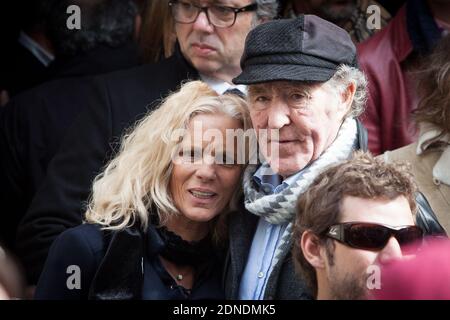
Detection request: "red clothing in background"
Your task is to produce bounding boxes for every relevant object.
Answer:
[357,6,417,155]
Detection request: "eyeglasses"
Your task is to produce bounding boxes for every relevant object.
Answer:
[168,1,258,28]
[325,222,424,252]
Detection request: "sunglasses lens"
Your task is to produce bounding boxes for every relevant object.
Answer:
[347,224,390,250]
[397,226,424,254]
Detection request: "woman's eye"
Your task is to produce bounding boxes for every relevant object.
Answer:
[213,153,233,165]
[224,155,236,165]
[179,149,202,162]
[216,154,232,164]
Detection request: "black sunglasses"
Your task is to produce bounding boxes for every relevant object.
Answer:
[325,222,424,252]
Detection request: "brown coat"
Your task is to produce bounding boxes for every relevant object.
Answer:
[383,142,450,233]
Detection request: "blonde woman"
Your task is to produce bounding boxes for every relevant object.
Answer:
[34,81,251,299]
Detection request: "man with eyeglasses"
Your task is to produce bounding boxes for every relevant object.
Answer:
[170,0,271,87]
[292,152,426,300]
[16,0,278,285]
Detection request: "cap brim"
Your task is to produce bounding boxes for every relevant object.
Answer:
[232,64,337,85]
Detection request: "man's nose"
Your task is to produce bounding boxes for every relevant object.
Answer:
[267,101,291,129]
[192,10,214,32]
[377,236,404,264]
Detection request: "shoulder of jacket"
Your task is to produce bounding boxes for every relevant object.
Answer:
[57,223,105,255]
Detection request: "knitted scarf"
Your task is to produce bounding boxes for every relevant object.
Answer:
[243,117,358,225]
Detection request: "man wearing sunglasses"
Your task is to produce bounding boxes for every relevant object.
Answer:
[293,152,425,300]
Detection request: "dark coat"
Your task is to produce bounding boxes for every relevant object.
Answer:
[35,223,224,300]
[0,43,139,249]
[0,40,48,97]
[224,121,446,300]
[16,48,199,284]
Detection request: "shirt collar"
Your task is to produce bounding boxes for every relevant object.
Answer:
[253,163,305,195]
[199,73,247,95]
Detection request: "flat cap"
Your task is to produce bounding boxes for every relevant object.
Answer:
[233,15,358,85]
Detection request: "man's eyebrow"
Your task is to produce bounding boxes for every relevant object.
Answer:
[214,0,232,6]
[248,82,316,97]
[248,85,270,96]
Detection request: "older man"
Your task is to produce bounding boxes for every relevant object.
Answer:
[16,0,278,284]
[224,15,445,300]
[293,152,425,300]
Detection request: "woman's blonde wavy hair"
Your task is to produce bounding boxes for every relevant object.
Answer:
[85,81,251,242]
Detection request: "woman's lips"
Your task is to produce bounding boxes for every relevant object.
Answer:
[188,188,218,203]
[190,190,216,198]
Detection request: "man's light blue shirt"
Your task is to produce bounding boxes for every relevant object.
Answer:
[238,163,303,300]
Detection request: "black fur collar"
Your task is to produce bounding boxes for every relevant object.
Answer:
[88,227,144,300]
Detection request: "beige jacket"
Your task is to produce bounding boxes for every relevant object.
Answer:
[383,142,450,233]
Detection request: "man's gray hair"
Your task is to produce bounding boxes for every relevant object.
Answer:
[255,0,279,21]
[325,64,368,118]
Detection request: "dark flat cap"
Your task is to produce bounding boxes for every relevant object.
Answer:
[233,15,357,85]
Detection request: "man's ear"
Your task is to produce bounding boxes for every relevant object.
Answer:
[258,17,270,24]
[301,231,327,269]
[338,81,356,116]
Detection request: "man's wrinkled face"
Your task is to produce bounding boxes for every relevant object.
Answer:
[248,81,350,178]
[175,0,257,80]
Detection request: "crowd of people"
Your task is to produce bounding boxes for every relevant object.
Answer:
[0,0,449,300]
